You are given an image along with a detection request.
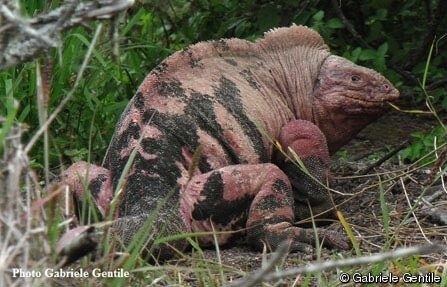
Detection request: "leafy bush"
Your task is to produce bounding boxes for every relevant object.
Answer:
[400,126,446,163]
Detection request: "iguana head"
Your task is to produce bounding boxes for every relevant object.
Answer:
[313,55,400,153]
[314,55,399,114]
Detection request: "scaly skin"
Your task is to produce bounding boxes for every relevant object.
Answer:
[61,25,399,261]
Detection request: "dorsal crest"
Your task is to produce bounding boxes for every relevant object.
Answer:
[256,24,329,52]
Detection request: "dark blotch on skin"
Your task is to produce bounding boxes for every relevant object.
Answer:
[133,92,145,112]
[256,195,283,211]
[107,120,141,171]
[186,92,241,165]
[151,62,168,76]
[213,76,268,162]
[118,171,180,216]
[181,47,204,69]
[157,80,187,99]
[211,39,230,52]
[224,58,238,66]
[192,171,251,227]
[240,69,261,90]
[272,178,291,195]
[257,179,292,211]
[104,107,202,207]
[88,174,108,199]
[282,156,328,205]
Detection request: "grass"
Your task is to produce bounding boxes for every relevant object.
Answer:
[1,2,447,286]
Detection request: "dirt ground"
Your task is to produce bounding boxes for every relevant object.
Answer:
[198,110,447,273]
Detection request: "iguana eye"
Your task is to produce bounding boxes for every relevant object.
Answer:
[351,75,361,82]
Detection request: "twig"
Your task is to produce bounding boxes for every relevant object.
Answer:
[0,4,55,46]
[422,185,446,204]
[0,0,134,70]
[358,140,409,175]
[420,190,447,224]
[421,205,447,226]
[227,243,446,286]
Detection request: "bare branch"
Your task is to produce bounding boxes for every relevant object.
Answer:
[228,243,447,286]
[0,0,134,70]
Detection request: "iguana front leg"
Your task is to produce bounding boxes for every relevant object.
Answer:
[182,163,349,252]
[275,120,336,223]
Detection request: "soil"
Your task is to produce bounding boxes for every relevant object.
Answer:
[196,110,447,279]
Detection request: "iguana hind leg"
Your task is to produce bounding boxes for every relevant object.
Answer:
[183,163,349,252]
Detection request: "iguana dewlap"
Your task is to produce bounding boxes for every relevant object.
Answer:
[62,25,399,260]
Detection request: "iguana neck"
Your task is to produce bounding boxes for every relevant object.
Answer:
[313,105,383,154]
[257,46,330,121]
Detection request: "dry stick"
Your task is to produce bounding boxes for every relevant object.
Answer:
[423,187,446,204]
[227,243,447,287]
[0,0,134,70]
[0,4,55,46]
[420,195,447,226]
[35,62,50,186]
[24,24,103,154]
[358,140,409,176]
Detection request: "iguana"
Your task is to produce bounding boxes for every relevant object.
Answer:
[61,25,399,261]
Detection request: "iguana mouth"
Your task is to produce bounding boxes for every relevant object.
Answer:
[341,89,400,105]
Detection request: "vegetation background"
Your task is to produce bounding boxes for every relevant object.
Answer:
[2,0,446,170]
[1,0,446,286]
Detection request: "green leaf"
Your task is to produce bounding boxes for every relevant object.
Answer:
[359,49,376,61]
[312,10,325,22]
[377,42,388,56]
[326,18,344,29]
[351,47,362,62]
[256,4,280,31]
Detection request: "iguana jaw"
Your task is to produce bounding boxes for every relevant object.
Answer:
[321,88,399,114]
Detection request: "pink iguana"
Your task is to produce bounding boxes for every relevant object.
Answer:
[61,25,399,261]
